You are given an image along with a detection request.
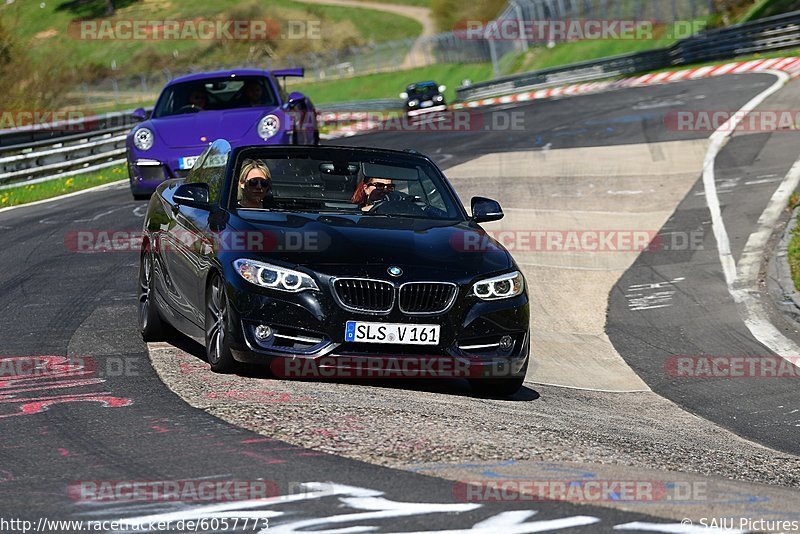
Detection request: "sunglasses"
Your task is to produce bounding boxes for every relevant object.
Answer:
[367,182,395,191]
[246,178,270,188]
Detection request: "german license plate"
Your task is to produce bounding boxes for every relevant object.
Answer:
[345,321,440,345]
[178,156,199,170]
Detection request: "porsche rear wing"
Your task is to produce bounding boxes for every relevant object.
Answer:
[272,68,305,78]
[272,68,305,93]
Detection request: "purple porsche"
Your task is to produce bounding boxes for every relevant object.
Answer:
[127,68,319,200]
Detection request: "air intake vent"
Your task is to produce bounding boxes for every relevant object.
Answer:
[399,282,457,314]
[333,278,395,313]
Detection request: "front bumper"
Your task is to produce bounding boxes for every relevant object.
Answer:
[407,105,448,117]
[223,269,530,380]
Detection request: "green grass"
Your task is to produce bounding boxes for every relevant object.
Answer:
[788,213,800,292]
[3,0,422,77]
[0,166,127,208]
[293,63,494,104]
[741,0,800,21]
[351,0,431,6]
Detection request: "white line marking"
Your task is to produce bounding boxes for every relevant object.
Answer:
[701,69,800,363]
[0,180,126,214]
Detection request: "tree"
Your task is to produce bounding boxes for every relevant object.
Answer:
[106,0,115,15]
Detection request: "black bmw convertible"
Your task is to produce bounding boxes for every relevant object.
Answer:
[138,140,530,396]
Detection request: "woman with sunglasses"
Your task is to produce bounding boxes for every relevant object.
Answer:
[237,159,272,209]
[351,176,396,212]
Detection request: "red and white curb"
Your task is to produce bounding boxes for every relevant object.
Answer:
[320,56,800,139]
[451,56,800,109]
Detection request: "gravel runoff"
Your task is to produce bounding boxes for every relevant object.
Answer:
[148,342,800,491]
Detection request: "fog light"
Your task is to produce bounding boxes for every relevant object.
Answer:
[255,325,273,341]
[499,335,514,351]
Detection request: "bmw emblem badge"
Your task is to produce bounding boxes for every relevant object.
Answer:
[388,266,403,277]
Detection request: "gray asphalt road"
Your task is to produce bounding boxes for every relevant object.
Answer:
[0,73,796,532]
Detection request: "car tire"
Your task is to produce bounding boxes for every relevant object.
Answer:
[138,247,169,342]
[313,130,320,145]
[469,356,528,397]
[205,274,237,373]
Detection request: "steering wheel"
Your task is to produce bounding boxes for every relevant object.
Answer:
[370,191,427,217]
[177,104,202,114]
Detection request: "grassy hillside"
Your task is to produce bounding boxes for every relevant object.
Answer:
[1,0,422,79]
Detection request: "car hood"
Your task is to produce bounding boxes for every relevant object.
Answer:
[224,212,513,278]
[148,107,279,148]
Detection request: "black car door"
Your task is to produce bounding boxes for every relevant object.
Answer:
[162,140,231,327]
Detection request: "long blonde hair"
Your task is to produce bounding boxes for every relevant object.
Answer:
[237,159,272,202]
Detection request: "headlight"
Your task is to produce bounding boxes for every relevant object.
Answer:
[234,259,318,293]
[408,99,419,107]
[133,128,154,151]
[434,95,444,102]
[472,271,524,301]
[257,114,281,140]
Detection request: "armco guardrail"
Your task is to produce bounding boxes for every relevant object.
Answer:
[457,10,800,101]
[0,111,140,188]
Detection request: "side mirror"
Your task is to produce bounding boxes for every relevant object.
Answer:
[173,183,210,210]
[438,85,447,93]
[287,91,305,107]
[471,197,503,223]
[132,108,148,121]
[400,92,408,100]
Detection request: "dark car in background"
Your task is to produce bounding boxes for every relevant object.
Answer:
[127,68,318,200]
[138,141,530,396]
[401,81,448,117]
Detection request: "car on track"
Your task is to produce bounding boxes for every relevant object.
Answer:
[127,68,319,200]
[401,81,448,117]
[138,140,529,396]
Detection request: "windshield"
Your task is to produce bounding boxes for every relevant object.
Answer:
[153,76,278,118]
[232,149,464,221]
[407,82,439,98]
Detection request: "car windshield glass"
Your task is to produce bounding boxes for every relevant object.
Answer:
[153,76,278,117]
[232,148,464,221]
[407,82,438,98]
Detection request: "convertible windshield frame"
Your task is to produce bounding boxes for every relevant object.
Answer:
[227,146,468,222]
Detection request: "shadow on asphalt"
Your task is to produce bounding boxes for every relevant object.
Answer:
[163,333,540,402]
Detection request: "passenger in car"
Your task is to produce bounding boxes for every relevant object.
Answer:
[237,159,272,209]
[187,87,209,110]
[351,176,395,211]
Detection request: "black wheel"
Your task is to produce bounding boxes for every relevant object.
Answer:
[469,356,528,397]
[138,248,169,341]
[205,275,237,373]
[313,129,320,145]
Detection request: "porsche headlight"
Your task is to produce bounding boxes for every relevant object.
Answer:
[472,271,524,301]
[234,259,318,293]
[408,99,419,107]
[434,95,444,102]
[133,127,154,151]
[257,114,281,140]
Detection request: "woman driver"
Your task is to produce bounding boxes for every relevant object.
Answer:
[351,176,395,212]
[237,159,272,208]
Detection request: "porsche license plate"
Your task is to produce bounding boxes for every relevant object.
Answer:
[178,156,199,170]
[345,321,440,345]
